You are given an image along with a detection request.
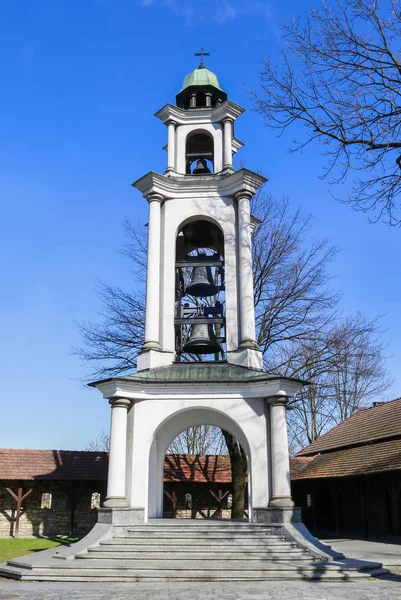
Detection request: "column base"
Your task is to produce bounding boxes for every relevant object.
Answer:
[137,349,174,371]
[227,347,263,370]
[98,507,146,525]
[102,497,128,508]
[269,496,295,508]
[253,506,301,524]
[142,341,162,350]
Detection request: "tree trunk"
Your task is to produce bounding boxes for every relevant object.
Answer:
[222,430,247,519]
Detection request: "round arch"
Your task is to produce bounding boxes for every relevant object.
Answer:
[175,215,225,260]
[147,406,252,520]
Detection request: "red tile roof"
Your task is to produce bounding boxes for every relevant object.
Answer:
[0,449,315,484]
[0,449,108,481]
[164,455,232,483]
[292,437,401,479]
[298,398,401,456]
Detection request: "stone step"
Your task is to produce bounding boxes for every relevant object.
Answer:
[94,543,301,552]
[80,550,311,560]
[3,563,387,582]
[123,531,286,540]
[106,536,290,546]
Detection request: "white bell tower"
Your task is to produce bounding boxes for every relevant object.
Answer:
[134,59,266,372]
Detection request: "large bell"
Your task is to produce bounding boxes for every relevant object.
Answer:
[182,322,222,355]
[186,265,218,297]
[192,158,211,175]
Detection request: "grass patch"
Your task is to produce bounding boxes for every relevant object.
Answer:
[0,537,79,563]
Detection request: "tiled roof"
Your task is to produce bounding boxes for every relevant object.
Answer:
[298,398,401,456]
[164,455,232,483]
[292,437,401,480]
[0,449,108,481]
[0,449,311,484]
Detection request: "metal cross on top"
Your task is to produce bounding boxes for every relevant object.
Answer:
[195,48,210,67]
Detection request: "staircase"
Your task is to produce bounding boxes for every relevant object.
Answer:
[0,520,388,581]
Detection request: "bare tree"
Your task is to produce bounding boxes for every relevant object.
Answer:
[168,426,227,455]
[275,314,392,451]
[252,0,401,225]
[85,430,110,452]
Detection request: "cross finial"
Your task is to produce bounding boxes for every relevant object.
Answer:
[194,48,210,68]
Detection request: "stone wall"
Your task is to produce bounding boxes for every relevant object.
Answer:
[0,480,107,538]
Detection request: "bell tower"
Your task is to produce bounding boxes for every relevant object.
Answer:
[134,56,266,372]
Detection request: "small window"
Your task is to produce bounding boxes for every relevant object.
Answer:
[41,493,52,509]
[307,493,313,508]
[184,493,192,509]
[227,493,233,509]
[91,492,101,509]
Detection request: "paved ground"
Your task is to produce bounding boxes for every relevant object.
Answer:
[327,538,401,567]
[1,577,401,600]
[1,539,401,599]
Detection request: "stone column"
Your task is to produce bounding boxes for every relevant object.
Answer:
[268,396,294,507]
[236,190,258,349]
[166,121,176,173]
[223,118,233,169]
[103,398,131,508]
[143,193,163,350]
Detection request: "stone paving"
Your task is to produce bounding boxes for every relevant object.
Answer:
[1,576,401,600]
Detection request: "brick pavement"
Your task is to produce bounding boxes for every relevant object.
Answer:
[1,576,401,600]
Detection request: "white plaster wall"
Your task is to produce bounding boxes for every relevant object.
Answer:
[160,197,239,353]
[176,123,223,174]
[125,396,270,520]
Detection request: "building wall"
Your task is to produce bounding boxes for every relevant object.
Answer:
[292,472,401,538]
[0,480,106,538]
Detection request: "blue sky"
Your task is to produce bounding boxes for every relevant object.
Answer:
[1,0,400,450]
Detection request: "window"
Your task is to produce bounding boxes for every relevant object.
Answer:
[227,493,233,509]
[184,493,192,509]
[91,492,101,509]
[41,493,52,509]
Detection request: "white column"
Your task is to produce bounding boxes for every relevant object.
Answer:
[268,396,294,507]
[103,398,131,508]
[143,193,163,350]
[166,121,176,173]
[236,190,257,348]
[223,118,233,169]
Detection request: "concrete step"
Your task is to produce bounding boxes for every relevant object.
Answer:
[80,551,311,561]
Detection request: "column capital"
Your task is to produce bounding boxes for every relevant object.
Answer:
[235,189,253,202]
[222,116,234,125]
[166,119,177,127]
[147,192,164,204]
[108,397,131,409]
[266,394,289,406]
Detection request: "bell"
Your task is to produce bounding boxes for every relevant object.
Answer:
[186,265,218,297]
[182,322,222,355]
[192,158,211,175]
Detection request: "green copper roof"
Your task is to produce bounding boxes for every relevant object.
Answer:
[89,363,307,387]
[179,66,224,93]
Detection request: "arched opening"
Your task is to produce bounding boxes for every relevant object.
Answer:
[148,407,252,521]
[175,219,225,361]
[185,131,214,175]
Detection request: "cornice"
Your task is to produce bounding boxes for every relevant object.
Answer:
[155,100,245,127]
[92,377,302,401]
[132,169,267,200]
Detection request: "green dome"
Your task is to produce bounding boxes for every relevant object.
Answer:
[179,66,224,93]
[176,65,227,109]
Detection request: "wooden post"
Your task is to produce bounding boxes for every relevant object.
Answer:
[208,488,229,519]
[6,487,33,537]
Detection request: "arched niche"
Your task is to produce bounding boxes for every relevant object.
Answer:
[176,217,224,261]
[185,130,214,174]
[147,406,252,520]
